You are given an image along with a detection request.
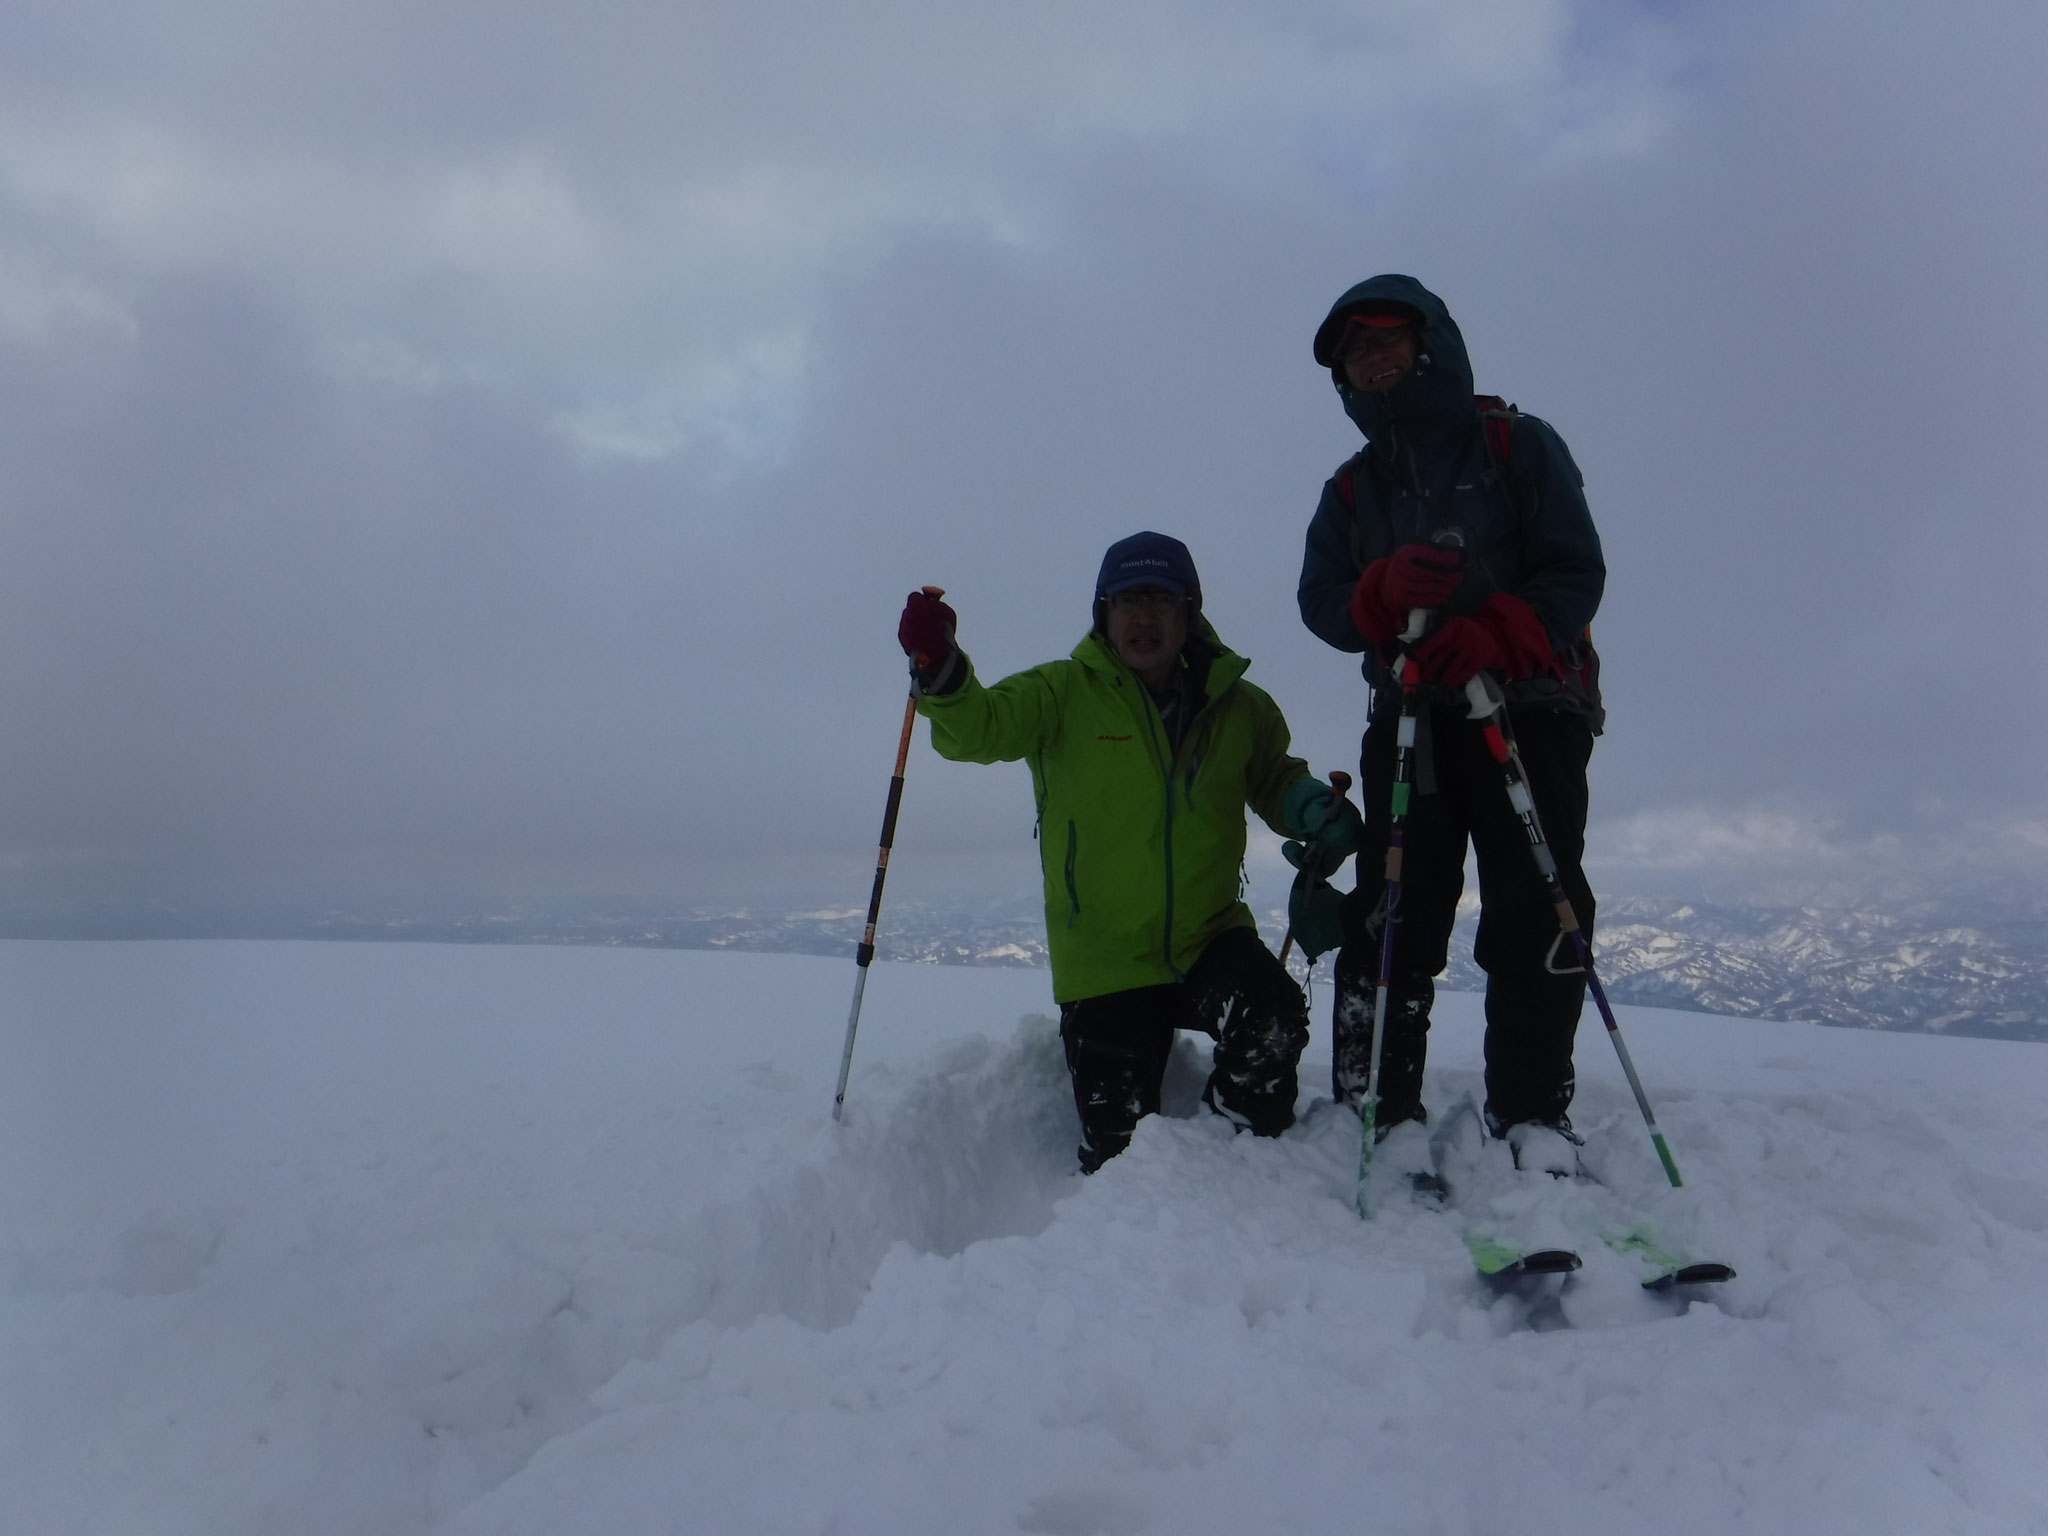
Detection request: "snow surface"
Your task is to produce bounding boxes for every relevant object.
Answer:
[2,939,2046,1535]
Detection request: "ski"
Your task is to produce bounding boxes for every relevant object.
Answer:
[1467,1231,1731,1292]
[1466,1230,1732,1291]
[1413,1098,1736,1295]
[1466,1233,1582,1280]
[1602,1230,1737,1292]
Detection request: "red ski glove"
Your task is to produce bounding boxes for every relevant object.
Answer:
[1379,542,1468,610]
[1411,593,1554,686]
[898,590,955,667]
[1348,565,1400,645]
[1411,616,1507,686]
[898,590,962,692]
[1348,543,1467,645]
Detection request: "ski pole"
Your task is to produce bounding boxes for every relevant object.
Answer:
[1460,671,1685,1187]
[833,585,945,1123]
[1356,606,1431,1215]
[1358,530,1464,1215]
[1277,770,1352,967]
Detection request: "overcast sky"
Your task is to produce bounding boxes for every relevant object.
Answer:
[2,0,2044,917]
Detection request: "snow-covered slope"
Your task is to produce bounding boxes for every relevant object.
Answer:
[1,941,2044,1535]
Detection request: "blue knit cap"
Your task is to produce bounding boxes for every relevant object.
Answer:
[1095,531,1202,601]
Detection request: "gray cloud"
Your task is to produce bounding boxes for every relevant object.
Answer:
[0,0,2042,918]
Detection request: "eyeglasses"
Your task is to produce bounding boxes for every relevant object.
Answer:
[1108,589,1186,613]
[1338,319,1417,364]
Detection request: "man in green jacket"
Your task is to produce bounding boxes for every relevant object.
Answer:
[897,532,1361,1172]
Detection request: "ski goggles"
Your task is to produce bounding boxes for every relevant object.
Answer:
[1337,313,1418,362]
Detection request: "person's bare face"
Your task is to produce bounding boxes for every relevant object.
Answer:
[1105,588,1188,691]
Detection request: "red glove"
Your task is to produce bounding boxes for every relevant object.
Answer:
[1412,593,1554,686]
[1411,616,1507,686]
[1380,543,1467,610]
[1348,543,1467,645]
[1348,565,1400,645]
[898,590,958,680]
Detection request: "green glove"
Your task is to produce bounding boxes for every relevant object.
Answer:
[1282,777,1364,868]
[1285,871,1347,962]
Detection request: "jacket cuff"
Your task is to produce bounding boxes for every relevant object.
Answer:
[911,648,968,699]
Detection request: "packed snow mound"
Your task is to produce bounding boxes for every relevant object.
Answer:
[0,941,2044,1535]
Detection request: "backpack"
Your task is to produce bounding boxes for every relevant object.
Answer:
[1334,394,1605,732]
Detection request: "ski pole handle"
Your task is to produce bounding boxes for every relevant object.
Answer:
[1463,671,1506,720]
[1397,529,1468,648]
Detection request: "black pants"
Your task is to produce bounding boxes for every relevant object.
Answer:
[1333,703,1595,1133]
[1057,926,1310,1173]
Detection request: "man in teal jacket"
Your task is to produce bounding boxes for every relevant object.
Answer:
[898,532,1360,1172]
[1297,275,1605,1177]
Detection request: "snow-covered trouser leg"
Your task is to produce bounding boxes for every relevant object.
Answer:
[1334,705,1468,1124]
[1058,994,1176,1173]
[1185,927,1310,1137]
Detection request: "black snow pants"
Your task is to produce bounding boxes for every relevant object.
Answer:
[1057,925,1309,1173]
[1333,701,1595,1134]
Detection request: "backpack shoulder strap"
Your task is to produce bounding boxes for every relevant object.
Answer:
[1473,394,1518,485]
[1332,448,1368,510]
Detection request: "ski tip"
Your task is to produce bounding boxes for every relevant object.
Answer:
[1468,1237,1583,1278]
[1505,1248,1584,1277]
[1643,1262,1737,1292]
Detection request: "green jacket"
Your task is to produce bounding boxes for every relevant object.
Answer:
[918,620,1308,1003]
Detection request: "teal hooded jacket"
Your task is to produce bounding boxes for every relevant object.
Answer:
[1299,274,1605,722]
[917,620,1307,1003]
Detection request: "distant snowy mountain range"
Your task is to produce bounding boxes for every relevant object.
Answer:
[20,879,2035,1044]
[1554,895,2047,1043]
[731,891,2048,1044]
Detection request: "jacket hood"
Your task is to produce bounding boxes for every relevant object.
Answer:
[1313,274,1476,447]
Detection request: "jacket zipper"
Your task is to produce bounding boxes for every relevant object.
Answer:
[1144,700,1178,978]
[1137,679,1214,982]
[1063,819,1081,929]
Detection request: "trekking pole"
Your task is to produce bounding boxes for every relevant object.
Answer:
[1460,670,1685,1188]
[1277,770,1352,968]
[1356,608,1431,1216]
[833,585,944,1123]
